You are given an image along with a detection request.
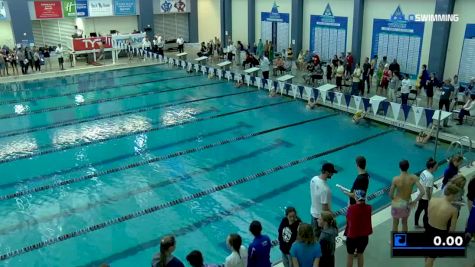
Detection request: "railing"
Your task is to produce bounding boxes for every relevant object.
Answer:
[446,136,474,167]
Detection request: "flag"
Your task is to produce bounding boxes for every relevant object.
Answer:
[413,106,424,126]
[391,102,401,120]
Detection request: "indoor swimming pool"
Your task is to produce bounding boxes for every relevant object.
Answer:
[0,64,451,266]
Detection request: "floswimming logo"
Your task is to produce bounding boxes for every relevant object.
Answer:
[408,14,459,22]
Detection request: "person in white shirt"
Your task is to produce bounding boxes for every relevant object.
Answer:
[226,42,236,62]
[400,74,412,105]
[310,163,338,239]
[414,158,438,229]
[225,234,247,267]
[55,44,64,70]
[260,52,270,80]
[351,63,362,96]
[142,37,151,52]
[457,94,475,125]
[157,35,165,56]
[177,36,185,53]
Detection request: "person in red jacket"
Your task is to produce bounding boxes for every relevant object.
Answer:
[345,190,373,267]
[346,52,354,77]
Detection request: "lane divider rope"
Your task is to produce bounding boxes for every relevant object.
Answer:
[0,69,191,106]
[0,101,292,190]
[0,81,227,139]
[0,89,256,164]
[1,65,168,92]
[0,114,338,201]
[0,129,393,261]
[0,75,209,120]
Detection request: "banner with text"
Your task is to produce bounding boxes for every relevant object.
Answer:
[157,0,189,13]
[112,33,145,48]
[62,0,77,17]
[371,6,424,79]
[76,0,89,17]
[34,1,63,19]
[310,4,348,61]
[73,36,112,51]
[88,0,113,17]
[114,0,136,16]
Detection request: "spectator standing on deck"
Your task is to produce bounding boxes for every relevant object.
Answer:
[248,221,271,267]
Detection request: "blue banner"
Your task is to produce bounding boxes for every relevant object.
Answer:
[371,6,424,79]
[458,24,475,85]
[114,0,135,16]
[261,2,290,54]
[309,4,348,61]
[76,0,89,17]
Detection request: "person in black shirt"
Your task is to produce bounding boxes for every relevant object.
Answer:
[340,156,370,205]
[362,57,371,95]
[389,59,400,78]
[278,207,301,267]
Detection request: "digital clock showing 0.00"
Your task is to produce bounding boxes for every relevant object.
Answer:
[392,232,466,257]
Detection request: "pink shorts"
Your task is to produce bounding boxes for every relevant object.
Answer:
[391,204,410,219]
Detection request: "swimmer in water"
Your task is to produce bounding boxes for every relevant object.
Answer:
[424,184,460,267]
[389,160,425,235]
[352,111,366,124]
[306,98,317,109]
[269,87,277,97]
[416,125,435,145]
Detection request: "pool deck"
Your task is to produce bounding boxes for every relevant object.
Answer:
[273,162,475,267]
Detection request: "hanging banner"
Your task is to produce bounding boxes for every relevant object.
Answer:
[292,85,298,98]
[298,86,304,98]
[458,24,475,85]
[62,0,77,17]
[72,36,112,51]
[371,6,424,79]
[320,89,327,103]
[401,104,411,121]
[89,0,113,17]
[391,102,401,120]
[335,92,343,106]
[353,96,362,110]
[424,108,435,126]
[112,33,145,48]
[35,1,63,19]
[413,106,424,126]
[310,4,348,61]
[370,100,382,116]
[114,0,136,16]
[304,87,312,100]
[76,0,89,17]
[157,0,189,13]
[261,2,290,54]
[0,1,8,20]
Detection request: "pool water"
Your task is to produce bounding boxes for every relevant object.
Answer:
[0,64,449,266]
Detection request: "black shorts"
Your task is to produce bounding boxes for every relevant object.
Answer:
[425,224,448,258]
[346,236,369,254]
[58,57,64,64]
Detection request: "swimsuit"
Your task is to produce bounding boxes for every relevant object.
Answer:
[391,199,410,219]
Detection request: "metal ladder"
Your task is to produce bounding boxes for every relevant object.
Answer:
[446,136,473,167]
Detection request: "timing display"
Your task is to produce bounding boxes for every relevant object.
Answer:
[391,232,466,257]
